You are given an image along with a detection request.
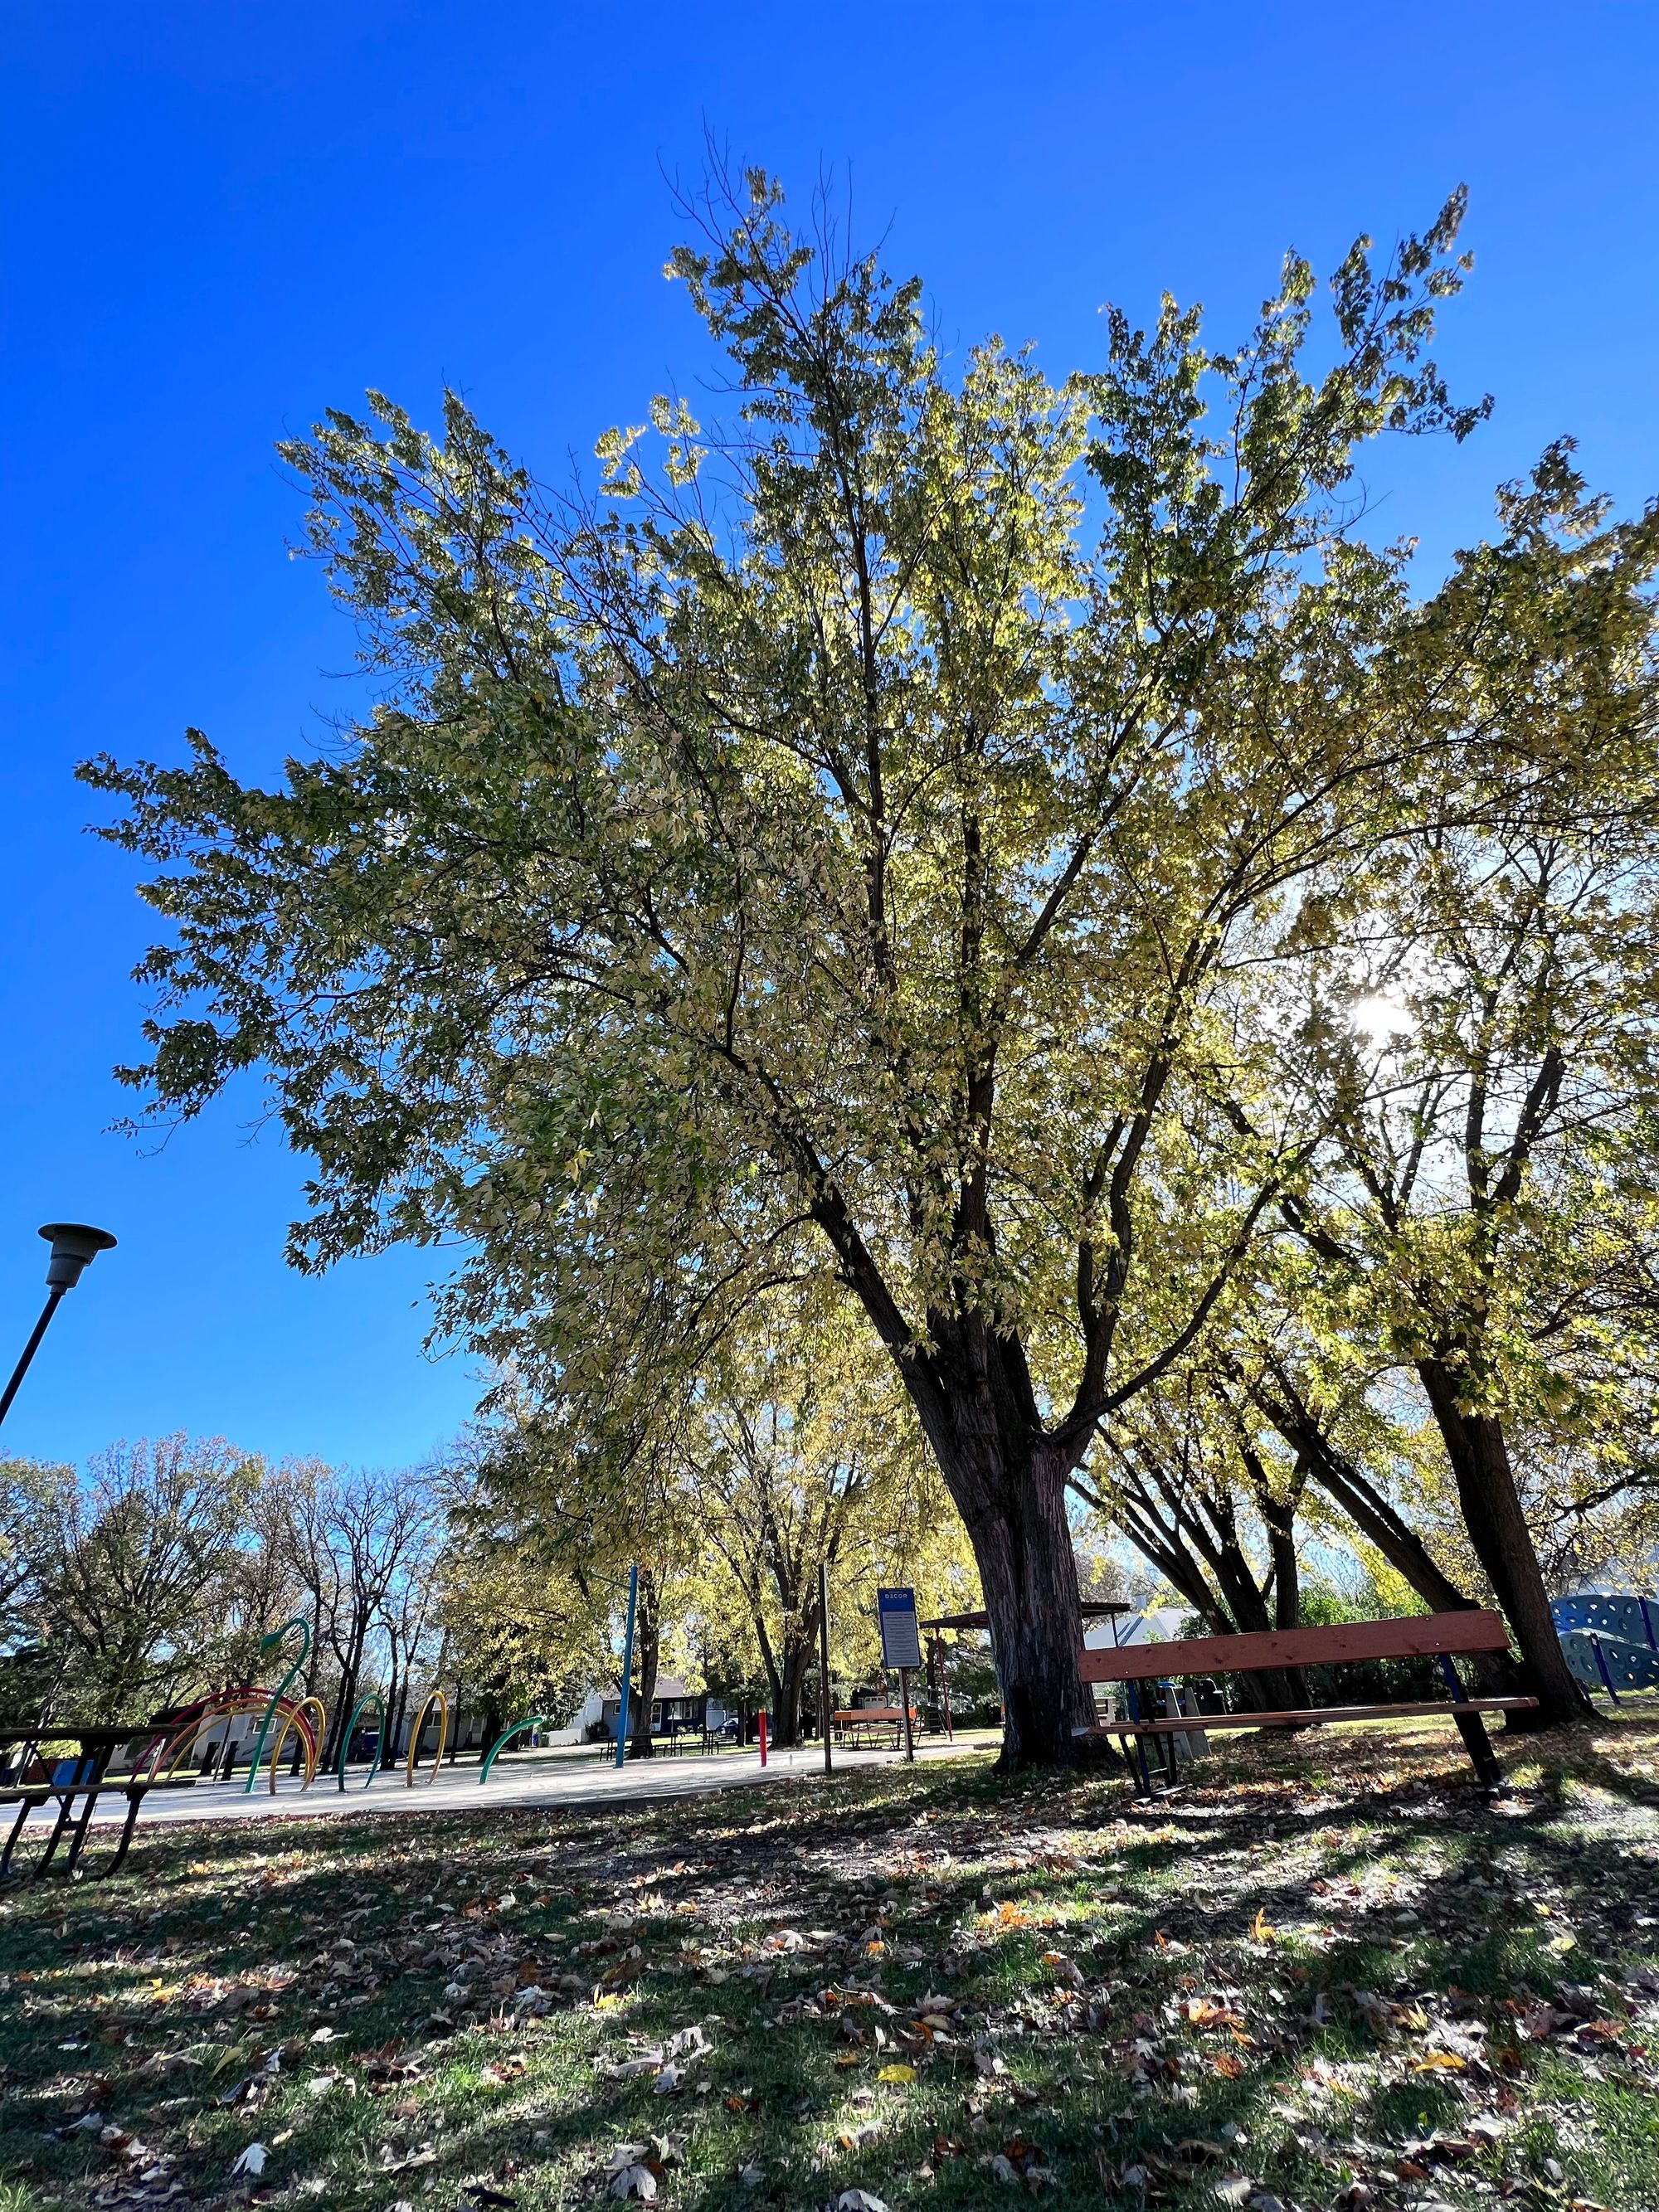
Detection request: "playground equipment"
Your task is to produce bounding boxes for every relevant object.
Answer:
[336,1689,387,1791]
[479,1715,552,1783]
[243,1616,314,1792]
[404,1688,450,1785]
[267,1695,328,1791]
[138,1682,324,1788]
[1552,1592,1659,1703]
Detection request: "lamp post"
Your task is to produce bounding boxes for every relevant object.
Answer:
[0,1223,118,1432]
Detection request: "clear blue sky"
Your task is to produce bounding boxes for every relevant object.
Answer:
[2,2,1655,1474]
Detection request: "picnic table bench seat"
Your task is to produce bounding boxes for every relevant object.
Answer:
[1078,1609,1537,1794]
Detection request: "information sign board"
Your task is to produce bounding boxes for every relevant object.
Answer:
[877,1585,923,1671]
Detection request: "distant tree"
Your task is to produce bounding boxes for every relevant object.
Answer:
[24,1437,260,1720]
[675,1301,975,1745]
[278,1464,440,1764]
[0,1456,73,1650]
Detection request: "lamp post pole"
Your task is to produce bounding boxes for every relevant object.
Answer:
[0,1224,117,1432]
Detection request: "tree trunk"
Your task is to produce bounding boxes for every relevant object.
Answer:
[1201,1544,1301,1713]
[1416,1362,1587,1728]
[386,1675,410,1768]
[946,1437,1092,1767]
[1292,1437,1524,1698]
[770,1625,815,1748]
[1260,1501,1311,1709]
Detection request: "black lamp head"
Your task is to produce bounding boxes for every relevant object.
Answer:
[39,1223,118,1293]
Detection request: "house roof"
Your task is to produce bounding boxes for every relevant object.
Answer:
[604,1675,703,1704]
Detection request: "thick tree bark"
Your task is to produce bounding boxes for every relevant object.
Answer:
[773,1631,815,1748]
[946,1437,1093,1767]
[842,1284,1107,1767]
[1415,1360,1588,1728]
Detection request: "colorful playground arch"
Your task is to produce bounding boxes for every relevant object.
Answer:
[404,1687,449,1786]
[479,1715,553,1784]
[337,1688,387,1791]
[138,1683,324,1788]
[268,1694,328,1791]
[243,1616,314,1793]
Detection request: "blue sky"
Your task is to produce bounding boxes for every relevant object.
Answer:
[2,2,1656,1474]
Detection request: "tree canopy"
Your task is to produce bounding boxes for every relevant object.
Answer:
[85,169,1659,1759]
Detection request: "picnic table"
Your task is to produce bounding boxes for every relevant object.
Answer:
[0,1722,198,1881]
[1078,1608,1538,1796]
[832,1706,918,1750]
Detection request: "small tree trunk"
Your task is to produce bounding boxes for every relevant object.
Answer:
[1262,1503,1311,1709]
[1417,1363,1587,1728]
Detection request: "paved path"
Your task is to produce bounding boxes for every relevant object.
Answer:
[17,1734,989,1843]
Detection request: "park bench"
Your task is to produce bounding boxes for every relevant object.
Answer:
[0,1724,200,1882]
[1078,1608,1538,1795]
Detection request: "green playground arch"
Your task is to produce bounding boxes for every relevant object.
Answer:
[336,1689,387,1791]
[479,1715,554,1784]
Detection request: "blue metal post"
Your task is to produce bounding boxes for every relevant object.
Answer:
[1589,1631,1622,1705]
[615,1564,640,1769]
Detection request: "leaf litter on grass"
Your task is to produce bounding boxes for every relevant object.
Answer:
[2,1719,1658,2209]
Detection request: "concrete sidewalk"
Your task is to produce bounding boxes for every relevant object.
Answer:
[12,1732,989,1841]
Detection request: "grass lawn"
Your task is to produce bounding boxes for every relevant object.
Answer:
[2,1713,1657,2212]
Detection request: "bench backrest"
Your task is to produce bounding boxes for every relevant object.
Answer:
[1078,1607,1510,1685]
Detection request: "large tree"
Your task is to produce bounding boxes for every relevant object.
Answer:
[94,171,1622,1763]
[1270,452,1659,1723]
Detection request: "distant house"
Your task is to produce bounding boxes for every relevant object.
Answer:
[1082,1608,1185,1650]
[597,1675,720,1740]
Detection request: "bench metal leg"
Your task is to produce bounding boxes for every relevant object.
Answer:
[61,1784,107,1878]
[31,1789,82,1877]
[0,1793,44,1879]
[1124,1685,1153,1796]
[85,1789,145,1880]
[1438,1655,1504,1791]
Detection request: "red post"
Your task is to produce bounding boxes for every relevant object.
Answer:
[758,1709,768,1766]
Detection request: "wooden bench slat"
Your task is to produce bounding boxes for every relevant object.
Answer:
[1084,1694,1538,1734]
[1079,1607,1511,1685]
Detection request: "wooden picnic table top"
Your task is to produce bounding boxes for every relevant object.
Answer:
[0,1723,149,1749]
[1078,1607,1511,1685]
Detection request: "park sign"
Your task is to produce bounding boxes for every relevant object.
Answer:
[878,1585,922,1671]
